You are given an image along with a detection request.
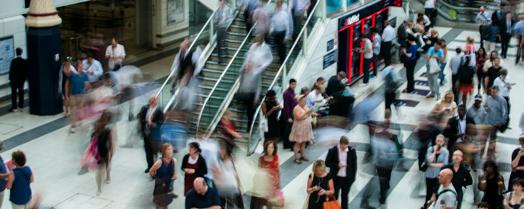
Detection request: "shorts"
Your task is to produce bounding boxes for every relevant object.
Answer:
[459,84,474,95]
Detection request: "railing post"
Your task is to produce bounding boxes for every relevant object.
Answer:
[209,19,215,44]
[282,65,287,91]
[302,28,308,54]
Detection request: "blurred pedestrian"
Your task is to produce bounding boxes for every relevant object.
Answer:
[8,48,27,112]
[500,13,515,59]
[431,91,458,128]
[476,48,488,94]
[138,97,164,173]
[214,143,244,209]
[509,136,524,191]
[6,150,33,209]
[423,134,449,209]
[92,111,114,195]
[476,6,492,49]
[240,0,257,33]
[289,95,314,164]
[325,136,356,209]
[219,110,242,150]
[105,37,126,71]
[492,69,512,118]
[371,28,381,76]
[383,66,401,112]
[439,41,448,86]
[449,48,463,104]
[237,35,273,132]
[484,19,500,54]
[185,177,221,209]
[262,90,282,143]
[485,57,503,90]
[479,160,505,209]
[306,160,334,209]
[281,79,297,150]
[271,0,292,64]
[65,61,90,133]
[372,124,401,206]
[442,150,473,209]
[60,57,77,116]
[215,0,233,64]
[149,144,177,209]
[170,38,203,89]
[290,0,311,40]
[251,140,283,209]
[485,86,508,159]
[424,0,436,28]
[358,34,373,86]
[82,53,104,82]
[252,0,271,38]
[181,142,208,195]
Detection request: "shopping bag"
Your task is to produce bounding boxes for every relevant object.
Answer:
[323,197,341,209]
[80,138,99,171]
[428,57,440,74]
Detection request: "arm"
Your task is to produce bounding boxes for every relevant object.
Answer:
[463,168,473,186]
[478,175,487,191]
[324,149,336,170]
[6,172,13,190]
[349,149,357,182]
[199,157,208,176]
[306,175,317,194]
[503,193,510,209]
[149,160,162,177]
[512,150,521,169]
[65,80,71,97]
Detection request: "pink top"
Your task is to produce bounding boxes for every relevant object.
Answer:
[465,43,475,55]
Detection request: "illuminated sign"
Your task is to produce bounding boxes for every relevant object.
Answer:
[346,14,361,25]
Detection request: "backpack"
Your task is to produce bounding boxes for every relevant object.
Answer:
[429,189,457,209]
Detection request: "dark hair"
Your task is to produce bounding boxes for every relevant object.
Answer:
[316,77,325,83]
[12,150,26,166]
[266,90,276,97]
[289,78,297,84]
[512,178,523,187]
[483,160,499,175]
[189,142,202,153]
[339,136,349,145]
[408,36,416,42]
[15,48,23,56]
[161,143,173,156]
[477,202,489,208]
[477,48,487,59]
[500,69,508,76]
[371,27,379,34]
[263,140,277,156]
[455,47,462,54]
[457,104,466,110]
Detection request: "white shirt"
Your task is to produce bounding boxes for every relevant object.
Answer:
[476,11,492,25]
[337,145,348,177]
[306,90,325,109]
[449,53,463,75]
[215,5,233,29]
[291,0,310,15]
[253,4,271,36]
[458,117,466,135]
[493,76,511,97]
[271,5,293,39]
[105,44,126,69]
[170,46,204,78]
[424,0,436,9]
[364,39,373,59]
[146,105,158,125]
[382,25,396,42]
[82,59,104,82]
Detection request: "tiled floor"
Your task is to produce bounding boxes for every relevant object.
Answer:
[0,26,522,209]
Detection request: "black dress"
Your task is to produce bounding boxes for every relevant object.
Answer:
[482,175,504,209]
[264,100,280,140]
[509,148,524,190]
[154,158,175,207]
[307,174,331,209]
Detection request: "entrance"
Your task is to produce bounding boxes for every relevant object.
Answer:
[337,4,389,84]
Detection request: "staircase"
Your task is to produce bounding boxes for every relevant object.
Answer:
[188,13,255,135]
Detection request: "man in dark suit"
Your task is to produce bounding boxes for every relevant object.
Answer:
[138,96,164,173]
[443,104,475,154]
[325,136,357,209]
[500,12,515,59]
[8,48,27,112]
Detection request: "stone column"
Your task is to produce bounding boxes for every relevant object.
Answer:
[26,0,63,115]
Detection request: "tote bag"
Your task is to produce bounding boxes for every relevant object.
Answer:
[323,197,342,209]
[428,57,440,74]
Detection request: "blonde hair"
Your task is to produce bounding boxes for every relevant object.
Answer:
[312,160,327,176]
[466,36,474,43]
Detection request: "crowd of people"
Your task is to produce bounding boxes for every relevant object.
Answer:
[4,0,524,209]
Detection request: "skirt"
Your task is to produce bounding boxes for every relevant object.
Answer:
[459,84,474,95]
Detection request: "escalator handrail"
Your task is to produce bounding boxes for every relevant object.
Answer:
[155,10,217,100]
[196,23,258,136]
[163,4,242,113]
[246,0,322,155]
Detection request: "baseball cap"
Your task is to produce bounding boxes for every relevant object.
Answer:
[474,95,482,101]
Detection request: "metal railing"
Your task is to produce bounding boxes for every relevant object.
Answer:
[195,23,257,136]
[155,9,216,111]
[160,1,241,113]
[245,0,324,155]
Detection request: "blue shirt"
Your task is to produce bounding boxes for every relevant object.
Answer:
[406,44,419,61]
[69,73,89,95]
[0,157,7,192]
[427,47,443,60]
[10,166,32,205]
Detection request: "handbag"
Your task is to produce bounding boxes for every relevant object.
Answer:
[323,196,342,209]
[80,137,100,171]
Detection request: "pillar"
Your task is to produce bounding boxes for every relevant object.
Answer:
[26,0,63,115]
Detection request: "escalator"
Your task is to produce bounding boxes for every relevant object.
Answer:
[194,0,324,155]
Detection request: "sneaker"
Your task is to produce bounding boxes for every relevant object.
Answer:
[105,179,111,184]
[69,128,75,134]
[9,108,17,112]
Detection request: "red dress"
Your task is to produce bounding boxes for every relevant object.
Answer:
[259,154,281,196]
